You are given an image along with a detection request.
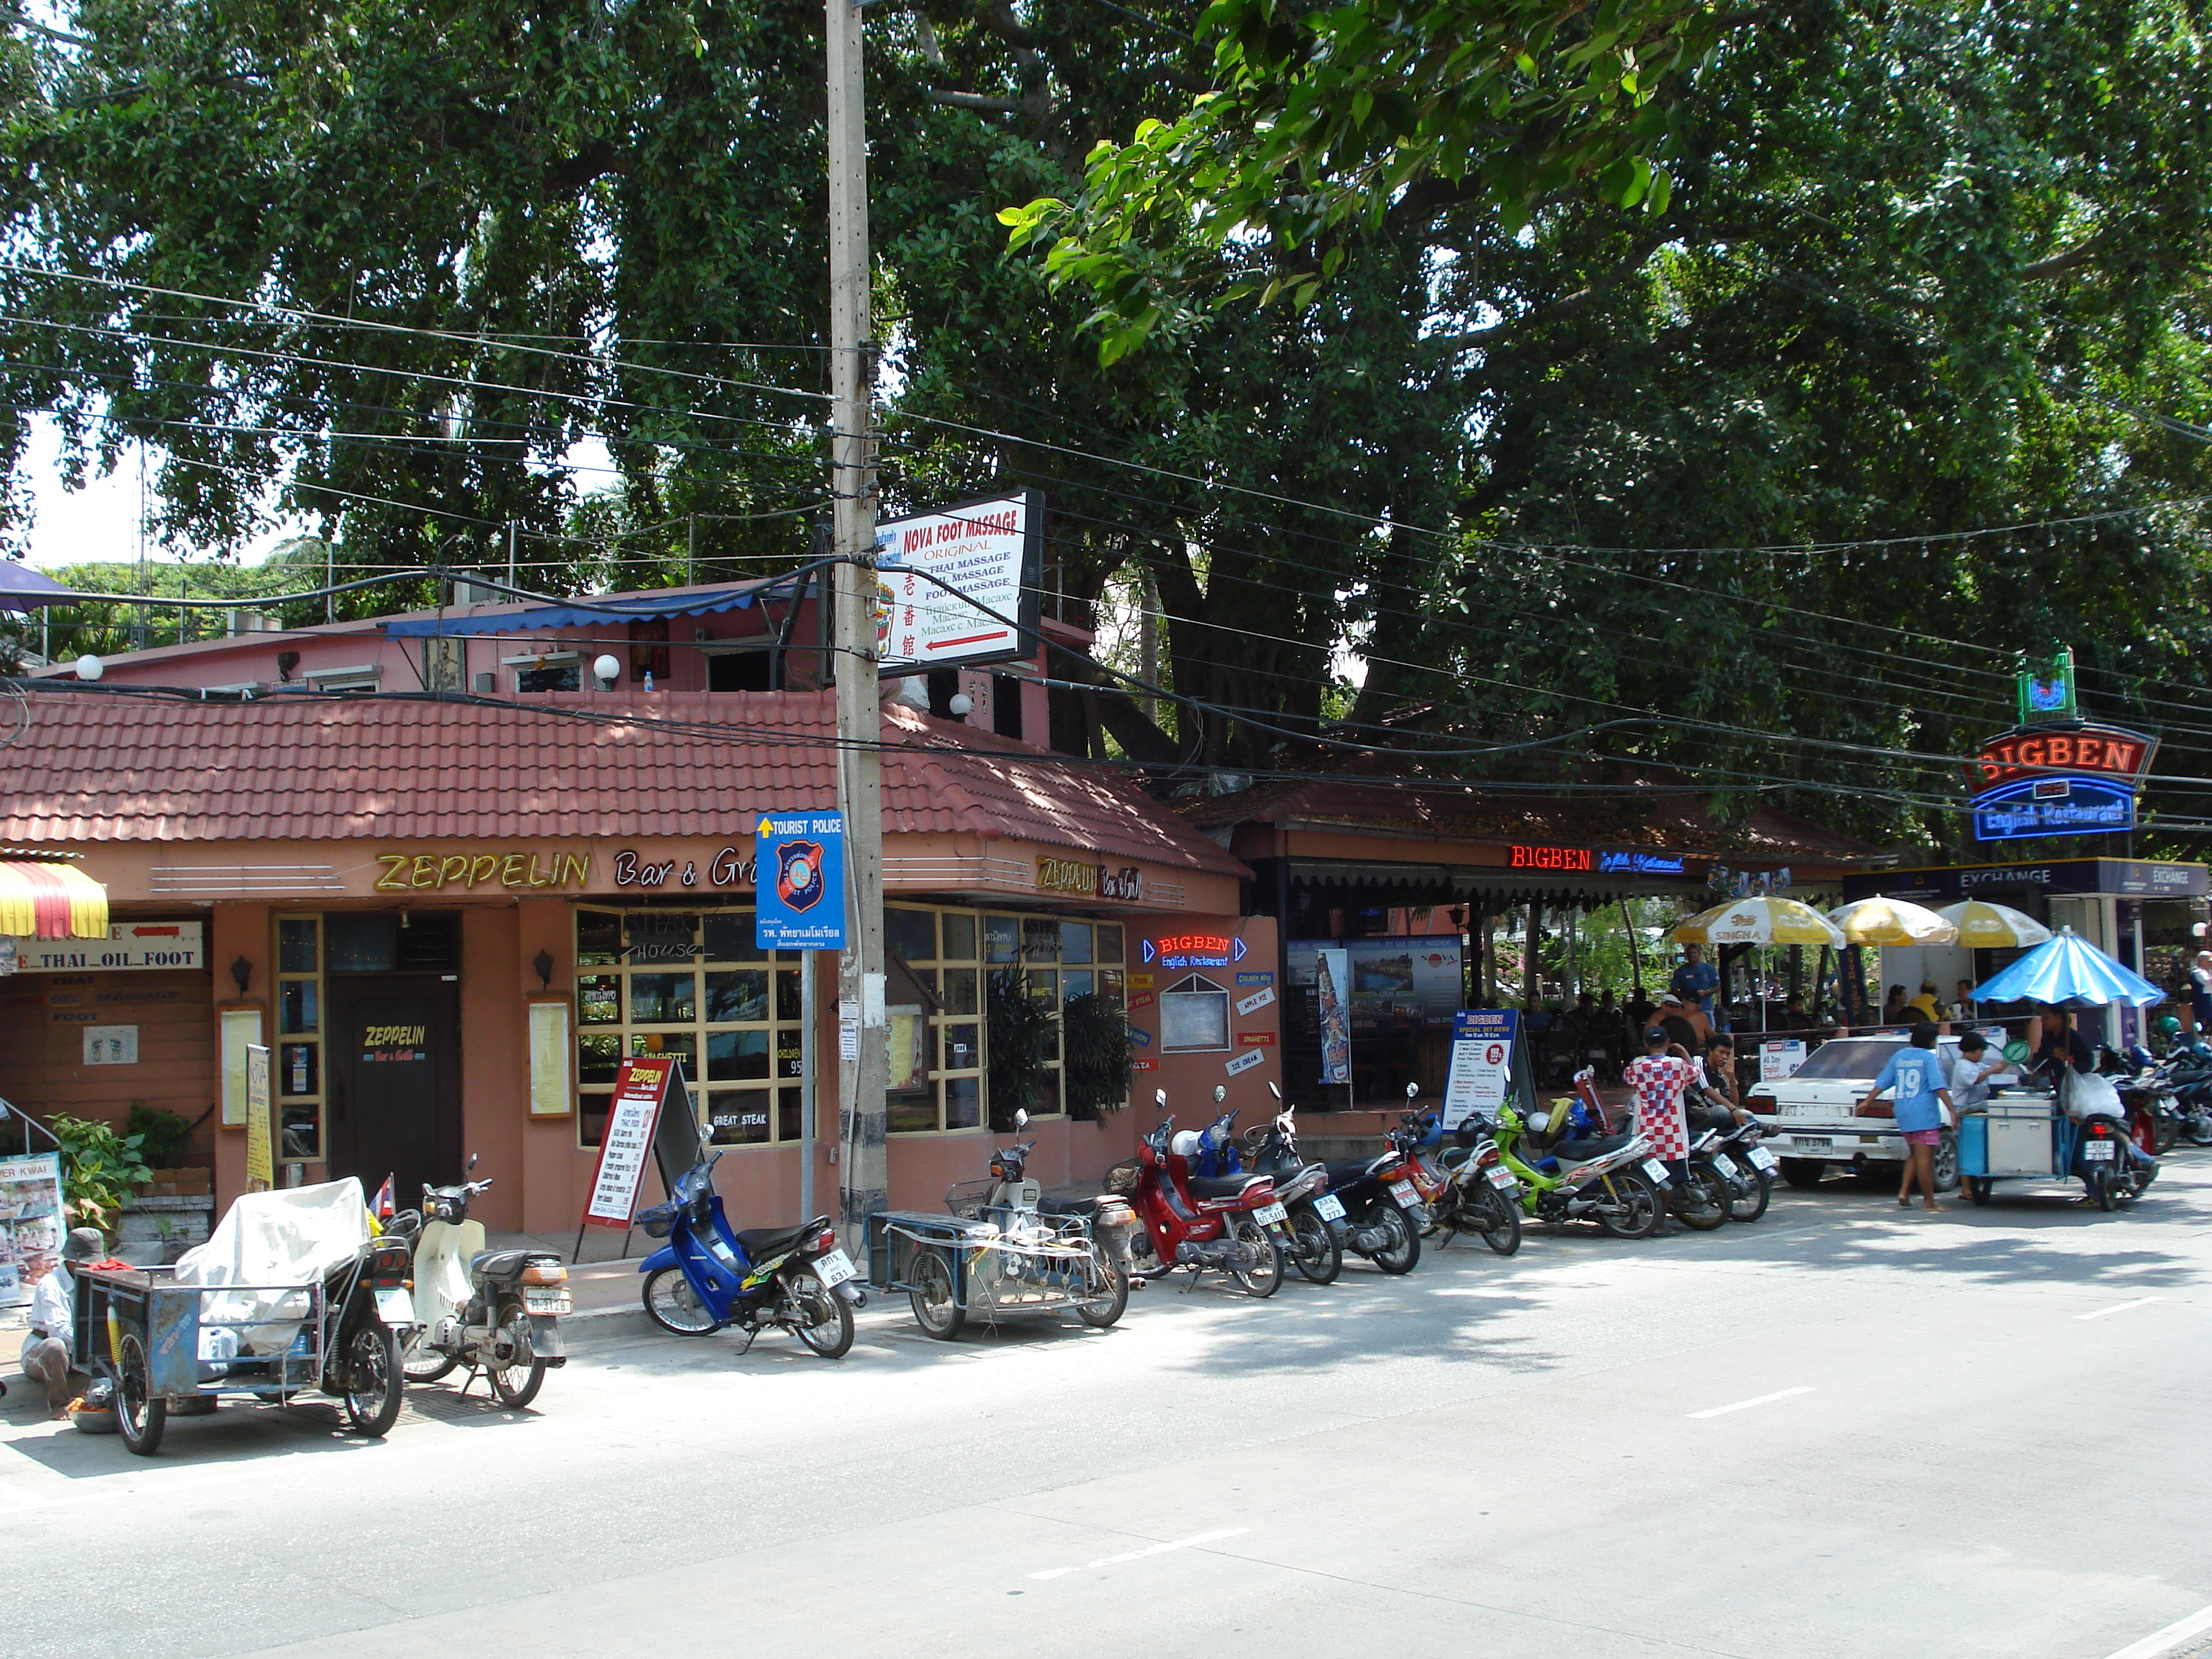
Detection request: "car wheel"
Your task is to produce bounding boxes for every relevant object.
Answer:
[1778,1158,1826,1190]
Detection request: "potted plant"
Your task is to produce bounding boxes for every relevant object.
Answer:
[1061,992,1133,1122]
[986,968,1059,1132]
[48,1114,152,1230]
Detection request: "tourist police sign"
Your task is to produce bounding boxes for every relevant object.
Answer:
[754,812,848,950]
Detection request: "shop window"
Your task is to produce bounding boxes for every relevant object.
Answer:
[1161,974,1231,1051]
[271,915,327,1161]
[573,906,808,1151]
[886,907,937,962]
[516,662,580,693]
[325,913,396,974]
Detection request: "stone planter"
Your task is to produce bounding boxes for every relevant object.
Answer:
[117,1194,215,1263]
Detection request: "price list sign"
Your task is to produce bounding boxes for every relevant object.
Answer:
[583,1056,677,1228]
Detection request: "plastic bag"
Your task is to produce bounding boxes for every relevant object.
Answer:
[2066,1069,2123,1121]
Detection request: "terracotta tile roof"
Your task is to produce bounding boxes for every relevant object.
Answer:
[1180,763,1882,863]
[0,688,1246,875]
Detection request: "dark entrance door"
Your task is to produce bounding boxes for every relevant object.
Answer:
[327,975,462,1205]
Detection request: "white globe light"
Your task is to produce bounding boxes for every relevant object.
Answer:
[591,655,621,685]
[73,655,103,681]
[947,692,973,717]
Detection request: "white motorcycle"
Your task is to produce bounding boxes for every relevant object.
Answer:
[383,1156,572,1407]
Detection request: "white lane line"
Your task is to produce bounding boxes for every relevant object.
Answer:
[1689,1385,1814,1420]
[1027,1527,1250,1581]
[2079,1296,2165,1321]
[2103,1601,2212,1659]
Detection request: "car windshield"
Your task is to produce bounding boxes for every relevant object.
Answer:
[1788,1038,1905,1081]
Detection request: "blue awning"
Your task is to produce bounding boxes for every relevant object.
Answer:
[385,576,801,637]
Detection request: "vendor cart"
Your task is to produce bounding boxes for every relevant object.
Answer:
[863,1128,1133,1341]
[69,1179,414,1455]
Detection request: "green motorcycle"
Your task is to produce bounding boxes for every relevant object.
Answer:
[1485,1101,1666,1238]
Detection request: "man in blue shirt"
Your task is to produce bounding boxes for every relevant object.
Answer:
[1861,1023,1954,1212]
[1671,944,1720,1017]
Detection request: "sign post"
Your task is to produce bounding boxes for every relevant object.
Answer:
[1441,1010,1529,1130]
[244,1043,274,1192]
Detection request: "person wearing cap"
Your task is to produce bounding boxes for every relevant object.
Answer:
[1624,1025,1697,1232]
[19,1226,102,1418]
[1658,992,1711,1053]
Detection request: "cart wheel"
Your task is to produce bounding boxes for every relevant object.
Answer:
[907,1248,966,1341]
[1074,1262,1130,1328]
[1966,1177,1994,1207]
[114,1334,166,1457]
[340,1323,404,1437]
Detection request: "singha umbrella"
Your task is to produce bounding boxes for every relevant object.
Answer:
[1826,895,1958,946]
[1669,896,1846,948]
[1971,928,2165,1008]
[1933,899,2053,949]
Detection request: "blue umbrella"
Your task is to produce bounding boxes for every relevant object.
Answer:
[0,563,76,613]
[1971,928,2167,1008]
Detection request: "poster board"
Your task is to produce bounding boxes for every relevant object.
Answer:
[245,1043,274,1190]
[527,997,572,1117]
[0,1150,66,1308]
[1316,948,1352,1086]
[220,1004,264,1126]
[1442,1010,1528,1130]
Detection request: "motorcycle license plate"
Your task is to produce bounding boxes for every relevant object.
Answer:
[2084,1141,2117,1161]
[1641,1159,1671,1185]
[1389,1179,1419,1208]
[1709,1153,1738,1179]
[1314,1194,1346,1220]
[1253,1202,1288,1226]
[523,1289,572,1316]
[814,1248,859,1287]
[373,1286,415,1326]
[1748,1147,1778,1172]
[1485,1166,1518,1190]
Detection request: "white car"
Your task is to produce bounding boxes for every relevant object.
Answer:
[1748,1034,2005,1191]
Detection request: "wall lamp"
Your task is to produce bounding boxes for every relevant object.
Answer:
[230,956,253,997]
[533,949,556,989]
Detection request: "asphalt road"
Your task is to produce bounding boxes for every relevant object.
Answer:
[6,1160,2211,1659]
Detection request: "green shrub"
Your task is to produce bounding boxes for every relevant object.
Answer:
[1062,993,1132,1121]
[125,1102,194,1169]
[48,1114,151,1229]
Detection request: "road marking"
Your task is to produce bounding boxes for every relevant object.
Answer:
[1027,1527,1250,1581]
[2103,1601,2212,1659]
[2079,1296,2164,1321]
[1689,1385,1813,1420]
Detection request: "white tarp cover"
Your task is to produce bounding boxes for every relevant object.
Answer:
[175,1179,370,1355]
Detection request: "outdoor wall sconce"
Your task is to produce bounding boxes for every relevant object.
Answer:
[230,956,253,996]
[276,650,300,683]
[533,949,555,989]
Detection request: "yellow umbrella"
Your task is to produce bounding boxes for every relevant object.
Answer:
[1826,895,1959,946]
[1669,896,1846,948]
[1933,899,2053,948]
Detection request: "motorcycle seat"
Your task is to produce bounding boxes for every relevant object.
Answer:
[1323,1160,1379,1189]
[735,1222,821,1260]
[1186,1173,1268,1200]
[1551,1133,1634,1162]
[468,1249,534,1282]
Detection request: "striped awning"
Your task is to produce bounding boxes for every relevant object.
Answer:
[0,860,109,939]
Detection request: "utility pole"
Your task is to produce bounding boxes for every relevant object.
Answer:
[827,0,888,1249]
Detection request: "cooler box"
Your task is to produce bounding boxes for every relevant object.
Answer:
[1958,1102,2054,1178]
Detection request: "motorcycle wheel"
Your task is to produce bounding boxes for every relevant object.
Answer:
[2092,1167,2118,1213]
[1594,1170,1662,1238]
[2188,1111,2212,1148]
[1727,1168,1773,1223]
[1074,1262,1130,1328]
[786,1277,855,1359]
[907,1247,966,1340]
[642,1267,719,1336]
[401,1331,459,1385]
[1226,1215,1285,1298]
[2154,1115,2179,1156]
[113,1332,166,1457]
[1475,1187,1522,1256]
[484,1318,547,1409]
[1671,1165,1731,1231]
[1288,1209,1342,1285]
[341,1323,404,1437]
[1369,1202,1420,1275]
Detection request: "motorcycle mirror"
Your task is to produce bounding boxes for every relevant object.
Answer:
[1406,1082,1421,1100]
[1015,1108,1029,1129]
[1269,1082,1281,1100]
[1156,1088,1168,1107]
[1213,1085,1227,1103]
[466,1152,479,1172]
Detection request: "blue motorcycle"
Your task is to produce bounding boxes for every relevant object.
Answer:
[637,1146,865,1358]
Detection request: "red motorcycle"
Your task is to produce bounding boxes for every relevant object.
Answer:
[1108,1092,1285,1297]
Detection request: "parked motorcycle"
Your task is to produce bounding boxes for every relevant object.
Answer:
[1316,1109,1426,1274]
[2074,1112,2149,1213]
[1243,1084,1345,1284]
[1686,1091,1779,1222]
[637,1136,865,1357]
[382,1155,570,1407]
[1488,1100,1665,1238]
[1113,1090,1285,1295]
[1411,1115,1524,1256]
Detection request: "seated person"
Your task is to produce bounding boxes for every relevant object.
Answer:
[1881,984,1912,1026]
[19,1228,103,1419]
[1907,982,1943,1022]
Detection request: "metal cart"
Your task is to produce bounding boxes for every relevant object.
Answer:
[1956,1090,2105,1205]
[72,1261,405,1455]
[864,1182,1128,1341]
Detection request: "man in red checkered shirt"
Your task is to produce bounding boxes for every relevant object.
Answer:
[1623,1025,1696,1233]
